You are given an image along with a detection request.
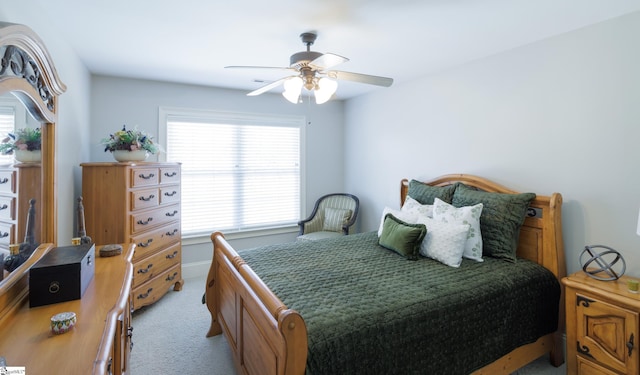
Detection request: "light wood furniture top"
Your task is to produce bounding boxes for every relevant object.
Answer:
[81,162,183,311]
[0,243,135,375]
[0,22,66,246]
[563,271,640,375]
[205,174,566,375]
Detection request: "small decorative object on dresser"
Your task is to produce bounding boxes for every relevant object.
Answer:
[100,125,161,162]
[563,272,640,375]
[81,162,183,310]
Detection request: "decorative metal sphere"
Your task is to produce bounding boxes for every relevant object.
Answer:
[580,245,626,281]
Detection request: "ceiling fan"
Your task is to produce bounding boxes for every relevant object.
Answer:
[225,32,393,104]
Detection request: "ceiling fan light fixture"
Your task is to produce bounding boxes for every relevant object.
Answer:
[314,77,338,104]
[282,76,303,104]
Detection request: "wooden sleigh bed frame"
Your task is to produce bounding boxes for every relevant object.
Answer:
[205,174,567,375]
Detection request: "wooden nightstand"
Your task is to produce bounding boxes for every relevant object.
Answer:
[563,272,640,375]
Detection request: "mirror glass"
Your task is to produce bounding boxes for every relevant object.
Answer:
[0,93,44,276]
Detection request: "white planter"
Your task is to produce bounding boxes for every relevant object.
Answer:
[112,150,149,162]
[14,149,41,163]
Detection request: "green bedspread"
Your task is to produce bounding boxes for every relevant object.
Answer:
[239,231,560,375]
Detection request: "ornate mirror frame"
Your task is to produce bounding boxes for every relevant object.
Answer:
[0,22,66,245]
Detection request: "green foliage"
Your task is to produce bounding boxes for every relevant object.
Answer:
[101,125,160,154]
[0,127,41,154]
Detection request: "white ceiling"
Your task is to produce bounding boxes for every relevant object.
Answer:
[32,0,640,99]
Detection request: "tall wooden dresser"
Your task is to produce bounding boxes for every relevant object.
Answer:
[0,162,41,253]
[81,162,183,310]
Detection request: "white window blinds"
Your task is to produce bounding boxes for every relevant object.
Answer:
[0,106,16,164]
[162,109,304,237]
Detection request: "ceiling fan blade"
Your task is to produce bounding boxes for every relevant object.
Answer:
[309,53,349,70]
[330,70,393,87]
[225,65,296,72]
[246,76,292,96]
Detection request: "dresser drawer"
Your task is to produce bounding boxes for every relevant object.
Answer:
[130,204,180,234]
[132,263,181,310]
[132,242,181,288]
[130,167,159,187]
[159,167,180,184]
[159,186,180,205]
[0,170,15,194]
[130,188,159,211]
[0,196,15,221]
[0,221,15,246]
[131,222,181,262]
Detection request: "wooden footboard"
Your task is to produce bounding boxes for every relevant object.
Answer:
[206,231,307,375]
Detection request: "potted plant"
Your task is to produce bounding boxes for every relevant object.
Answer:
[101,125,161,162]
[0,127,42,163]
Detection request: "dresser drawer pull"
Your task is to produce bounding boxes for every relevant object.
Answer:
[0,178,8,184]
[139,194,155,202]
[164,172,177,177]
[138,173,155,179]
[137,264,153,274]
[166,272,178,282]
[128,326,134,350]
[628,333,635,356]
[137,288,153,299]
[166,251,178,259]
[0,204,7,210]
[166,210,178,217]
[138,238,153,247]
[137,217,153,225]
[166,229,178,236]
[164,191,177,197]
[0,231,8,238]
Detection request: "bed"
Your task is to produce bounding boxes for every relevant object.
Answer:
[205,174,566,375]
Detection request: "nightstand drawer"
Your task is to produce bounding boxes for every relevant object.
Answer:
[0,221,15,246]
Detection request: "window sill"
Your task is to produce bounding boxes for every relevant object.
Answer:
[181,225,299,246]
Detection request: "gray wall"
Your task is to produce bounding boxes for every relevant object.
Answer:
[90,76,345,272]
[344,11,640,277]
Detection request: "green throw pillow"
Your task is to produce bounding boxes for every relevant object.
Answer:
[378,213,427,260]
[408,179,458,205]
[452,183,536,262]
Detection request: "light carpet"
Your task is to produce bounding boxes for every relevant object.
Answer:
[130,276,566,375]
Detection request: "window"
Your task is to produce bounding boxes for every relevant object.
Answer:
[0,96,30,165]
[159,107,305,237]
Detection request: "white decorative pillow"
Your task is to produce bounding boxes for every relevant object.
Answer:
[416,215,470,267]
[377,207,419,237]
[322,207,352,232]
[401,196,433,218]
[432,198,484,262]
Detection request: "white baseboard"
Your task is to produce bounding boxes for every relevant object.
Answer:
[182,260,210,280]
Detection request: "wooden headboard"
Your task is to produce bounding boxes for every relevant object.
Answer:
[400,174,566,282]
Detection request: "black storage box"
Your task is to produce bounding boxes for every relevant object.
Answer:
[29,243,95,307]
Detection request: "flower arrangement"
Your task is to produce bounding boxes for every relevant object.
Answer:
[0,127,41,154]
[101,125,160,154]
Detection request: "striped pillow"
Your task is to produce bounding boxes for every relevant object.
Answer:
[322,207,352,232]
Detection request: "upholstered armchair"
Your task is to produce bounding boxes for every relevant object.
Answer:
[297,193,359,241]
